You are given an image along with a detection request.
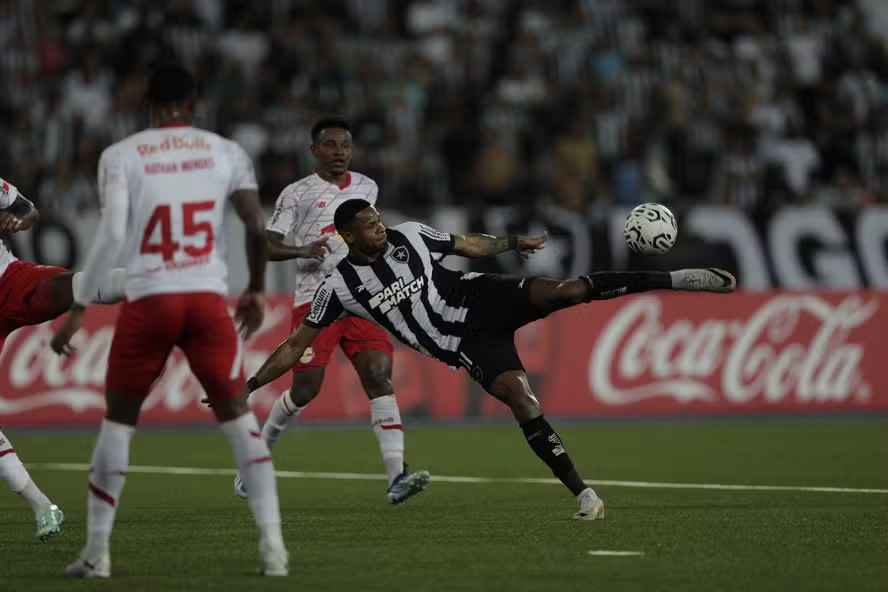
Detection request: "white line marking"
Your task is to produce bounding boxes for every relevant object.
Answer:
[587,551,645,557]
[25,463,888,494]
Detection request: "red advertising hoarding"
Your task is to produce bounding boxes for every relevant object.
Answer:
[1,292,885,426]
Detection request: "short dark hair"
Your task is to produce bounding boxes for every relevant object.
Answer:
[145,64,196,105]
[311,117,351,144]
[334,199,372,233]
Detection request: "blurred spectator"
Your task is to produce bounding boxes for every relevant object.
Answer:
[2,0,887,210]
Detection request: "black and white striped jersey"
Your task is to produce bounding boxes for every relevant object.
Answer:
[304,221,473,368]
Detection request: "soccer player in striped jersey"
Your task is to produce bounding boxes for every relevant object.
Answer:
[246,199,737,520]
[0,177,126,542]
[241,117,428,505]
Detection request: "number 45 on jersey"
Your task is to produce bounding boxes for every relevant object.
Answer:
[141,201,215,261]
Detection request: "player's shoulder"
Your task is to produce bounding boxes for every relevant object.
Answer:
[277,174,324,202]
[349,171,378,190]
[393,221,452,245]
[198,129,248,157]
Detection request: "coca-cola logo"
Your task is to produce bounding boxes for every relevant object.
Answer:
[0,304,291,416]
[589,295,878,406]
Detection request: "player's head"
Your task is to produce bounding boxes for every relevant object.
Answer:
[145,63,196,125]
[311,117,352,178]
[334,199,387,256]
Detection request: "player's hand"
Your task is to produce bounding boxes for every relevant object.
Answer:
[50,305,86,356]
[235,290,265,340]
[298,236,330,261]
[0,211,23,234]
[515,234,547,260]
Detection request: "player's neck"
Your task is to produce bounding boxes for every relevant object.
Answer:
[316,169,350,188]
[347,248,380,265]
[152,117,192,128]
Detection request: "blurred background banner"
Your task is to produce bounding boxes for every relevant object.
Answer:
[1,291,883,426]
[8,204,888,293]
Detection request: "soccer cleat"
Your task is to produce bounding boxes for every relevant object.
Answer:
[672,268,736,293]
[64,551,111,579]
[35,504,64,542]
[259,540,289,576]
[233,473,248,499]
[573,489,606,521]
[387,466,431,505]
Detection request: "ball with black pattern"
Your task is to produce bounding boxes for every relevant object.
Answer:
[624,203,678,255]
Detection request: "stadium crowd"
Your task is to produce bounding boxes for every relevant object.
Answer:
[2,0,887,216]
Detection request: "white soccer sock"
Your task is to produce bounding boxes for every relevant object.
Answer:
[261,391,304,449]
[84,419,135,559]
[73,267,126,304]
[0,430,52,513]
[370,395,405,485]
[221,413,284,550]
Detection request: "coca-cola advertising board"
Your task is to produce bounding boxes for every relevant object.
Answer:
[0,292,885,426]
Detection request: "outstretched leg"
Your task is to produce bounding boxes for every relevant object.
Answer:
[487,371,605,520]
[34,268,127,319]
[528,268,735,317]
[0,428,64,541]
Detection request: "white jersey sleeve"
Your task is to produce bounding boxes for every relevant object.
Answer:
[73,147,130,305]
[0,178,19,208]
[304,277,347,327]
[266,182,306,238]
[224,140,259,194]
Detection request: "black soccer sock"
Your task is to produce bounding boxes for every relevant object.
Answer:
[581,271,671,301]
[520,416,587,496]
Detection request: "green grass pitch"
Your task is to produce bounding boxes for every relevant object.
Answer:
[1,419,886,592]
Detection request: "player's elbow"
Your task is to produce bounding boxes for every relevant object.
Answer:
[265,240,288,261]
[243,214,265,239]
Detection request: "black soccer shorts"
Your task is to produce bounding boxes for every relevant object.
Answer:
[457,274,546,391]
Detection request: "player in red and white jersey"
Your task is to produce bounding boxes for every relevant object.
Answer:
[50,65,287,578]
[0,177,126,542]
[246,117,429,505]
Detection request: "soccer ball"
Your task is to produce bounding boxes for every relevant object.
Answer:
[624,203,678,255]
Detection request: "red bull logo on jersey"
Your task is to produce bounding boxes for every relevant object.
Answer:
[369,276,424,314]
[137,135,212,157]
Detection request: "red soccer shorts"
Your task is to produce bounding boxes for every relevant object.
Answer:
[106,293,245,400]
[0,261,68,346]
[290,302,392,372]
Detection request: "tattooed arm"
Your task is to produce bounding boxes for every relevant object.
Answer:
[452,233,547,259]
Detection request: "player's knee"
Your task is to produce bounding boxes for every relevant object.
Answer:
[104,392,143,426]
[489,372,541,422]
[210,396,248,423]
[356,353,393,397]
[289,382,321,407]
[557,280,589,306]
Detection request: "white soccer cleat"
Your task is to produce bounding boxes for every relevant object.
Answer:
[671,268,736,293]
[386,466,431,505]
[35,504,64,541]
[64,551,111,579]
[259,540,289,576]
[573,488,606,521]
[234,473,248,499]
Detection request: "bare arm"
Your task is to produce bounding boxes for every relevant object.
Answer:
[247,323,321,391]
[266,229,330,262]
[231,189,267,292]
[452,233,547,259]
[230,189,268,339]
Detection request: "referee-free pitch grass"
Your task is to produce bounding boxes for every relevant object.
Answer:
[1,419,886,592]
